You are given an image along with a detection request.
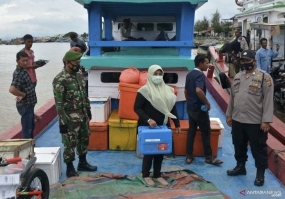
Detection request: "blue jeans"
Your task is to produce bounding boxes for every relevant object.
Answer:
[17,105,35,138]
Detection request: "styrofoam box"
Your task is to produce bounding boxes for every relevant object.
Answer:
[34,147,61,185]
[210,118,224,148]
[89,97,111,122]
[0,139,35,159]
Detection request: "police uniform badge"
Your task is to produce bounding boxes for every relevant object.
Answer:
[265,77,272,87]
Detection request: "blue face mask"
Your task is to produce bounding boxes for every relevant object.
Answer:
[151,76,163,84]
[238,40,241,43]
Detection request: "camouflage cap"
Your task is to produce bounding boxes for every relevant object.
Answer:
[64,51,82,61]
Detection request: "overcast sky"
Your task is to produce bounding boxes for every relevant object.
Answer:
[0,0,240,39]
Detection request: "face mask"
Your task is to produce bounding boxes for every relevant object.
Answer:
[151,76,163,85]
[241,62,254,70]
[69,62,80,73]
[238,40,241,43]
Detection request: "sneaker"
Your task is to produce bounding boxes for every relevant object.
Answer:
[144,177,155,186]
[153,177,168,186]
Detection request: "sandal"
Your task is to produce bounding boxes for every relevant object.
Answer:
[205,157,223,165]
[186,157,194,164]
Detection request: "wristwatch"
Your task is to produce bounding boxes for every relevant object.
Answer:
[147,119,151,123]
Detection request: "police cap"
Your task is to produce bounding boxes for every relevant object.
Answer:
[240,50,256,60]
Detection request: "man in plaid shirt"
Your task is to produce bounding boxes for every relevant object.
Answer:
[9,51,37,138]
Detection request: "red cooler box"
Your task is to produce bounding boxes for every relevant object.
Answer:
[138,126,172,155]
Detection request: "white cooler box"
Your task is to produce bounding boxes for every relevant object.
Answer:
[34,147,61,185]
[89,97,111,122]
[210,118,224,148]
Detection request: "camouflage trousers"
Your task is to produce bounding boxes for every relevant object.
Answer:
[61,120,90,163]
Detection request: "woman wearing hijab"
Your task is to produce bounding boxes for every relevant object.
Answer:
[134,64,181,186]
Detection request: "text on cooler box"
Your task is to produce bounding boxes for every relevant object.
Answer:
[145,139,161,142]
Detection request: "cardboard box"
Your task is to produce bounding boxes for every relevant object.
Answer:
[89,97,111,122]
[34,147,61,185]
[138,126,172,155]
[0,139,35,159]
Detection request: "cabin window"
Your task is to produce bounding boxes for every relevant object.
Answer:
[100,72,178,84]
[136,23,154,31]
[163,73,178,84]
[157,23,173,31]
[101,72,121,83]
[117,23,134,30]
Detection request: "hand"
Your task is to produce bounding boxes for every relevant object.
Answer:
[226,116,232,127]
[276,44,280,51]
[260,122,270,133]
[59,125,68,134]
[34,114,42,122]
[176,127,181,135]
[206,102,211,111]
[16,93,26,102]
[87,109,92,120]
[148,119,157,128]
[35,64,41,68]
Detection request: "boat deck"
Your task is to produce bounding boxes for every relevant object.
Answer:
[36,92,285,198]
[80,47,196,70]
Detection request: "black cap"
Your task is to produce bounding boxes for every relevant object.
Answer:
[240,50,256,60]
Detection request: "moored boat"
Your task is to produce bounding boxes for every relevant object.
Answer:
[1,0,285,198]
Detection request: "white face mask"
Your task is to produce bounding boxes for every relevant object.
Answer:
[151,76,163,84]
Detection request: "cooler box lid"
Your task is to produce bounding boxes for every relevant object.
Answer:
[0,139,35,152]
[170,120,221,131]
[108,110,138,127]
[138,126,172,141]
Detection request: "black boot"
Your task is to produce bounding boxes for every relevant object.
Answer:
[254,169,265,186]
[227,162,246,176]
[66,162,79,178]
[77,153,97,171]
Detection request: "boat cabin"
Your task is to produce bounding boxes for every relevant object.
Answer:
[75,0,207,102]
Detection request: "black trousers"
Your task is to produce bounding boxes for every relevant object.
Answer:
[232,120,268,169]
[186,110,212,158]
[142,155,163,178]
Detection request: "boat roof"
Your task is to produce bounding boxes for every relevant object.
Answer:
[235,4,285,17]
[75,0,207,4]
[75,0,207,16]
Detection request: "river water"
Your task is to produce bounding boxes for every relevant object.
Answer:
[0,43,70,135]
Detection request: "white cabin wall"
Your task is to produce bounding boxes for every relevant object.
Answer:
[88,69,187,101]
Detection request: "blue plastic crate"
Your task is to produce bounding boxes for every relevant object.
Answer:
[175,101,184,120]
[183,101,189,120]
[138,126,172,155]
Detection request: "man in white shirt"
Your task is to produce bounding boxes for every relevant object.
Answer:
[119,18,145,41]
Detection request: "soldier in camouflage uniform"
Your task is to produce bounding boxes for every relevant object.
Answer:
[53,50,97,177]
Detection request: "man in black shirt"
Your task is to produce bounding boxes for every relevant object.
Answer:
[9,51,37,138]
[184,54,223,165]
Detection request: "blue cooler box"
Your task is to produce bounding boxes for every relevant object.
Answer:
[138,126,172,155]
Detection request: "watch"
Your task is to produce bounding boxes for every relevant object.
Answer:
[147,119,151,123]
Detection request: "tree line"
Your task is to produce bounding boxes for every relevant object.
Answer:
[195,10,233,36]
